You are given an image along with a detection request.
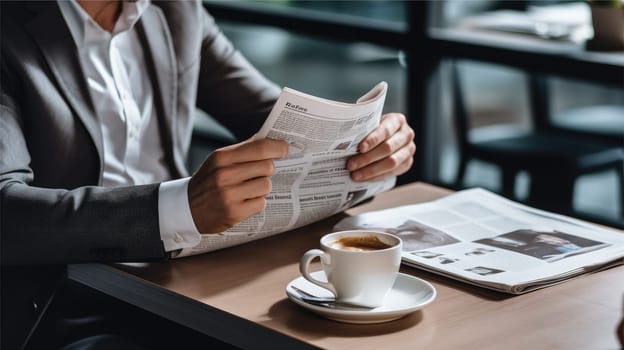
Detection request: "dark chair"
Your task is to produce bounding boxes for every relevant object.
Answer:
[530,72,623,147]
[451,61,624,219]
[547,104,623,147]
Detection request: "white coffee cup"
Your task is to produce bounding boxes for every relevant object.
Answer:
[299,230,402,308]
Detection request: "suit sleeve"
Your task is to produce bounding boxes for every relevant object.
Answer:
[0,58,167,266]
[195,9,281,140]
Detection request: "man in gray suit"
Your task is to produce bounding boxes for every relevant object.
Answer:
[1,0,416,348]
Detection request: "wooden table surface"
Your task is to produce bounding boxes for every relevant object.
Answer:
[69,182,624,349]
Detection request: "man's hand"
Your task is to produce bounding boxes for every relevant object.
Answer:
[347,113,416,182]
[188,139,288,233]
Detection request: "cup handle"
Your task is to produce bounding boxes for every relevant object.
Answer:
[299,249,337,297]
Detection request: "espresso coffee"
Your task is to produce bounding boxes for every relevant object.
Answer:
[329,235,393,252]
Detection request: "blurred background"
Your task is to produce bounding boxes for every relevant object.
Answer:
[196,0,624,227]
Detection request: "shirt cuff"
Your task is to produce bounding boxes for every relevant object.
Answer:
[158,177,202,252]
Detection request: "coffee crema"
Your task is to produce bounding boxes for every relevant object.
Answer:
[329,235,393,252]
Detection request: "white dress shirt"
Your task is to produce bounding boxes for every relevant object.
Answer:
[58,0,201,252]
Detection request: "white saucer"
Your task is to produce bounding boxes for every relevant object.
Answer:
[286,271,436,324]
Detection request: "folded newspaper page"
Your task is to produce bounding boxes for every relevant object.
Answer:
[334,188,624,294]
[176,82,396,257]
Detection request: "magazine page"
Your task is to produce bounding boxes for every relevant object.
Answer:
[334,188,624,294]
[176,82,395,257]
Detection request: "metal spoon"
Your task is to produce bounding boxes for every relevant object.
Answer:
[290,285,374,310]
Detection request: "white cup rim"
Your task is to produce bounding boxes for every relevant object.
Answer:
[320,230,401,253]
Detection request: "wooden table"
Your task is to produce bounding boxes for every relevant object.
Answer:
[68,182,624,349]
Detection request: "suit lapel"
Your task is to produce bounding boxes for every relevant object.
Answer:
[136,7,182,178]
[25,2,104,174]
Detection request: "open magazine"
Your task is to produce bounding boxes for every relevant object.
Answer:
[176,82,395,257]
[334,188,624,294]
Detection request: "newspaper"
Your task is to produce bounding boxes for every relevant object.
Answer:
[334,188,624,294]
[176,82,395,257]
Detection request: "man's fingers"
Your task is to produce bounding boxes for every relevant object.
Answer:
[191,196,268,234]
[351,142,415,181]
[240,196,269,218]
[209,139,288,168]
[347,112,415,182]
[223,176,273,203]
[359,113,405,153]
[362,154,414,182]
[208,160,276,187]
[189,176,273,233]
[211,177,272,226]
[188,138,287,234]
[348,123,414,171]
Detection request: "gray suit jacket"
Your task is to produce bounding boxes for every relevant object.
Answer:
[0,0,280,265]
[0,2,280,347]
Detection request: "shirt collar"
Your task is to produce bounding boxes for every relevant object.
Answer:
[58,0,151,46]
